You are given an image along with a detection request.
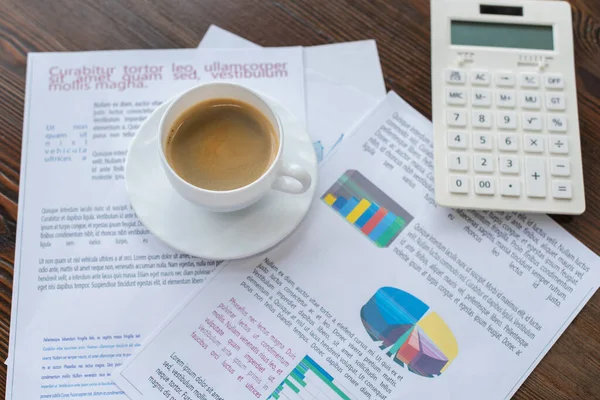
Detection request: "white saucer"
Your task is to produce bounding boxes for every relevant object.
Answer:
[126,98,318,260]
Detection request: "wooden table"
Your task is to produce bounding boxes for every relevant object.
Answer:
[0,0,598,398]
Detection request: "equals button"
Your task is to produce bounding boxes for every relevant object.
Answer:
[552,181,572,199]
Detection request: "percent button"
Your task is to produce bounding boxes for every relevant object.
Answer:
[547,115,567,133]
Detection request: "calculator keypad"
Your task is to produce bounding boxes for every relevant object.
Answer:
[550,158,570,176]
[470,71,491,86]
[549,137,569,154]
[496,91,516,108]
[497,112,516,129]
[472,111,492,128]
[472,90,492,107]
[499,156,519,174]
[473,133,492,151]
[521,92,541,109]
[495,72,515,87]
[544,75,564,89]
[500,178,520,197]
[446,88,467,105]
[498,134,518,152]
[443,68,574,202]
[547,115,567,132]
[522,113,543,131]
[546,94,566,110]
[474,176,495,195]
[520,73,540,88]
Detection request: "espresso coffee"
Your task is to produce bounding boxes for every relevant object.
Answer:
[165,98,278,191]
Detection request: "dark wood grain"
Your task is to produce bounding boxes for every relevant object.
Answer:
[0,0,598,398]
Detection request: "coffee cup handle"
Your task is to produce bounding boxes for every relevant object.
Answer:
[272,163,312,194]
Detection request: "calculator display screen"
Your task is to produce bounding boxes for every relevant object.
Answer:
[451,21,554,50]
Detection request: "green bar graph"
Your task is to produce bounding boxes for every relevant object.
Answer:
[267,355,355,399]
[290,370,307,387]
[304,362,352,400]
[284,378,300,393]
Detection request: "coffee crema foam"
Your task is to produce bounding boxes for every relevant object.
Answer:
[166,98,278,191]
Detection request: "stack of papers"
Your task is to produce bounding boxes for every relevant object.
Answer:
[6,25,599,400]
[198,25,385,161]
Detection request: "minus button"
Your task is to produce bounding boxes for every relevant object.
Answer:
[551,158,570,177]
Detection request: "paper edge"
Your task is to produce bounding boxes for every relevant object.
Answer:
[5,52,37,397]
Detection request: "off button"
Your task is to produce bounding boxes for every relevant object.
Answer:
[545,74,564,90]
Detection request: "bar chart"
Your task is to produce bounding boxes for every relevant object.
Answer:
[322,170,413,248]
[267,355,355,400]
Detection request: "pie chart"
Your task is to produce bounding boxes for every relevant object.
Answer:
[360,287,458,377]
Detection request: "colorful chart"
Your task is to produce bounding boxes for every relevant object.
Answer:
[321,170,413,248]
[360,287,458,377]
[268,355,354,400]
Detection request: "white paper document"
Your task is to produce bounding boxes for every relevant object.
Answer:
[115,92,600,400]
[198,25,386,161]
[7,47,306,399]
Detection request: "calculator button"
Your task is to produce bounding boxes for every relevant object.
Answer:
[547,114,567,133]
[500,178,521,197]
[550,138,569,154]
[496,91,516,108]
[474,177,495,195]
[447,131,468,149]
[551,158,570,177]
[471,71,491,86]
[448,153,470,171]
[496,72,515,87]
[544,74,564,90]
[497,111,517,130]
[546,94,566,111]
[472,111,492,128]
[474,154,494,173]
[520,73,540,88]
[446,69,466,84]
[524,135,544,153]
[521,92,541,109]
[552,180,572,199]
[526,157,547,198]
[522,113,542,131]
[498,135,518,151]
[446,88,467,105]
[447,110,467,127]
[449,175,469,194]
[499,156,520,174]
[471,89,492,107]
[473,134,493,151]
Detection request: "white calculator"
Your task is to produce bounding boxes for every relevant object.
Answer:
[431,0,585,214]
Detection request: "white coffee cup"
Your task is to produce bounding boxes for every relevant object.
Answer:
[158,82,312,212]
